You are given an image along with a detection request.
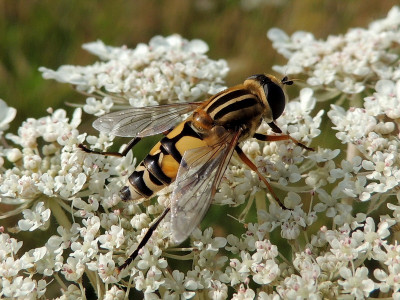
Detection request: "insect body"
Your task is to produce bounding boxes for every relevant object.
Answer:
[119,78,272,202]
[80,74,312,271]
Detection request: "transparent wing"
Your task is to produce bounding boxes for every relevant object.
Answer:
[93,103,201,137]
[170,127,242,244]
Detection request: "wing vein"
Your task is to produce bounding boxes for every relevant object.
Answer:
[169,127,242,244]
[93,103,201,137]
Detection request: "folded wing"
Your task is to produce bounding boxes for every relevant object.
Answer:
[93,103,201,137]
[170,127,241,244]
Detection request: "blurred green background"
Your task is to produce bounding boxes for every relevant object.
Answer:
[1,0,397,127]
[1,0,398,298]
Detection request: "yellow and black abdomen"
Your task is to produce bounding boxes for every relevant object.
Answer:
[119,121,206,201]
[119,86,265,201]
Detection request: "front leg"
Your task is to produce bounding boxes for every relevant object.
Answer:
[253,133,314,151]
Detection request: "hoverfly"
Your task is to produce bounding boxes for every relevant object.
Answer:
[79,74,313,272]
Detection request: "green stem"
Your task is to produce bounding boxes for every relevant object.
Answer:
[163,252,194,260]
[49,198,72,230]
[255,190,266,220]
[53,272,67,291]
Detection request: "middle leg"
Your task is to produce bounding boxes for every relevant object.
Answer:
[235,146,286,209]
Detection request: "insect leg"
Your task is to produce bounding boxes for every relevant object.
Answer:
[78,137,142,157]
[117,207,171,273]
[267,122,282,133]
[253,133,314,151]
[235,146,286,209]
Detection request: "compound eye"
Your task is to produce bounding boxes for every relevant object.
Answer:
[265,82,286,120]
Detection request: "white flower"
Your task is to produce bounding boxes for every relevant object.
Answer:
[191,227,227,252]
[251,258,280,285]
[328,105,377,144]
[232,285,255,300]
[54,173,87,198]
[381,242,400,267]
[136,246,168,272]
[0,99,17,134]
[58,284,82,299]
[98,225,125,250]
[104,285,125,300]
[224,251,255,286]
[208,280,228,300]
[71,239,98,262]
[97,252,119,284]
[61,257,85,282]
[374,264,400,295]
[134,267,165,294]
[258,291,281,300]
[32,245,64,276]
[0,256,23,278]
[83,97,113,116]
[183,266,210,291]
[18,202,51,231]
[276,274,320,299]
[5,147,23,162]
[130,213,152,230]
[338,266,376,299]
[335,77,365,94]
[253,240,278,260]
[87,252,119,284]
[80,216,101,241]
[364,79,400,119]
[1,276,47,299]
[163,270,196,299]
[257,197,312,240]
[326,227,360,261]
[6,108,83,148]
[225,231,256,255]
[0,233,23,257]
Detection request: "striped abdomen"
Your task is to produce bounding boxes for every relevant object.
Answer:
[119,121,206,201]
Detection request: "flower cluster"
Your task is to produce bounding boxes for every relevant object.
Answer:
[40,34,229,116]
[268,6,400,97]
[1,7,400,298]
[328,78,400,205]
